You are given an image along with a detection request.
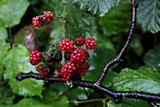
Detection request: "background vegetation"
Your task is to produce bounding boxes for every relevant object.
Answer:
[0,0,160,107]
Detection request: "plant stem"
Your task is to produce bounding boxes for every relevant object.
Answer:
[95,0,138,85]
[61,0,67,65]
[8,28,14,46]
[70,97,111,104]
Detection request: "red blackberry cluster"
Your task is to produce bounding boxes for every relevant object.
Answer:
[29,50,42,65]
[32,16,44,27]
[75,62,89,76]
[42,11,54,21]
[39,68,50,77]
[85,37,97,49]
[59,39,74,51]
[60,47,90,79]
[70,48,89,64]
[74,37,97,49]
[32,11,54,27]
[60,59,89,79]
[74,37,85,46]
[60,37,97,51]
[60,61,76,79]
[36,65,50,77]
[59,37,97,79]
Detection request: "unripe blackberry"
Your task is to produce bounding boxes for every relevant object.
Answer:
[32,16,43,27]
[59,39,74,51]
[70,48,89,64]
[39,68,50,77]
[85,37,97,49]
[36,65,44,71]
[43,11,54,21]
[60,61,76,79]
[29,50,42,65]
[74,37,85,46]
[75,62,89,76]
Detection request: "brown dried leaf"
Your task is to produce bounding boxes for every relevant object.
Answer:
[23,27,39,52]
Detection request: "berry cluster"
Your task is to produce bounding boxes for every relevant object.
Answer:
[42,11,54,21]
[59,37,97,51]
[59,39,74,51]
[59,37,97,79]
[60,61,75,79]
[30,11,97,79]
[60,58,89,79]
[36,65,50,77]
[29,50,42,65]
[32,11,54,27]
[70,48,89,64]
[74,37,85,46]
[85,37,97,49]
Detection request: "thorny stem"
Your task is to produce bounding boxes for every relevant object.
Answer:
[95,0,138,85]
[15,0,160,106]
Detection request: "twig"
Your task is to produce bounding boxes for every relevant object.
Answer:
[16,72,160,106]
[94,0,138,85]
[70,97,112,104]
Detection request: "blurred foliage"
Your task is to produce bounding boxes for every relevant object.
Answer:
[0,0,160,107]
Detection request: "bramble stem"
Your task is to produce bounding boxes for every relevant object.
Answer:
[95,0,138,85]
[16,72,160,106]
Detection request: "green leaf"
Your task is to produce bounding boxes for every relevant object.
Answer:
[0,41,10,80]
[107,99,150,107]
[94,32,115,51]
[98,0,131,35]
[13,96,69,107]
[0,0,29,28]
[71,0,120,17]
[137,0,160,33]
[0,28,8,41]
[143,44,160,70]
[13,98,53,107]
[65,87,93,101]
[83,47,117,87]
[113,66,160,94]
[130,35,143,56]
[66,3,96,40]
[49,96,69,107]
[0,85,15,106]
[3,44,44,97]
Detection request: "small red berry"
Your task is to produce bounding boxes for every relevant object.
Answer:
[85,37,97,49]
[74,37,85,46]
[43,11,54,21]
[59,39,74,51]
[32,16,44,27]
[39,68,50,77]
[70,48,89,64]
[60,61,76,79]
[29,50,42,65]
[75,62,89,76]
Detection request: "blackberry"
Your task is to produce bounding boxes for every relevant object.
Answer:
[85,37,97,49]
[70,48,89,64]
[59,39,74,51]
